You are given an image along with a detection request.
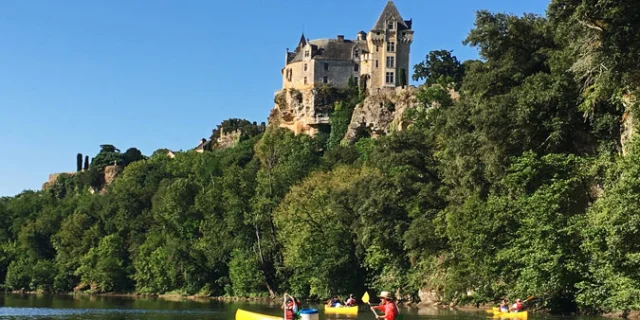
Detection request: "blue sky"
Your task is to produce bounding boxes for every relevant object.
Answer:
[0,0,549,196]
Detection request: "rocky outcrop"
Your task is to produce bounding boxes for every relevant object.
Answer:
[344,86,419,142]
[418,287,442,306]
[42,172,75,190]
[621,92,637,156]
[104,164,124,186]
[268,88,332,135]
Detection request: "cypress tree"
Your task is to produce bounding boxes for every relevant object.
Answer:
[76,153,83,172]
[84,155,89,171]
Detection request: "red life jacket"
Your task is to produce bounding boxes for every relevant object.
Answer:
[515,302,523,311]
[285,301,295,320]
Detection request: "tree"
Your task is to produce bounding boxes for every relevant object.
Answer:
[412,50,464,88]
[399,68,407,87]
[91,145,124,169]
[83,156,89,170]
[123,148,145,166]
[76,153,83,172]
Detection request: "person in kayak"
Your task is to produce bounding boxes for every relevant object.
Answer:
[511,299,524,312]
[371,291,399,320]
[499,299,509,312]
[326,296,343,307]
[346,294,356,306]
[284,297,296,320]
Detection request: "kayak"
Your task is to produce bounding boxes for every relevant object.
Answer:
[486,308,500,313]
[236,309,282,320]
[324,305,359,315]
[492,311,528,318]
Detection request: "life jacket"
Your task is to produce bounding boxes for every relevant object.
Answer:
[515,302,523,311]
[285,301,295,320]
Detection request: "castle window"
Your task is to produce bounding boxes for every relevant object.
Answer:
[387,42,395,52]
[386,56,395,68]
[388,21,394,30]
[304,77,308,85]
[354,77,359,86]
[304,50,310,57]
[386,72,395,84]
[354,49,359,58]
[354,64,359,72]
[304,64,308,71]
[324,63,329,71]
[323,76,328,84]
[376,46,379,52]
[375,60,379,68]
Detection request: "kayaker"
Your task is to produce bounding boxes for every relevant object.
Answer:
[346,294,356,306]
[511,299,524,312]
[284,297,296,320]
[371,291,399,320]
[499,299,509,312]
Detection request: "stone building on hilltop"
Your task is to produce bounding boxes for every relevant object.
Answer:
[281,0,413,92]
[270,0,415,136]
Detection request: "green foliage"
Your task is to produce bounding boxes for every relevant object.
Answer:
[75,234,129,293]
[2,2,640,314]
[413,50,464,88]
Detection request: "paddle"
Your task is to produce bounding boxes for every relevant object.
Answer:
[362,291,379,319]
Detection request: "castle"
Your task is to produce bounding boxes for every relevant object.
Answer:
[270,1,414,135]
[281,0,413,92]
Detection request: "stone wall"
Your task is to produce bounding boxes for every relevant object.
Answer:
[313,59,359,88]
[216,128,242,149]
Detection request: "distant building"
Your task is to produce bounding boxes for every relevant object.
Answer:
[280,0,413,92]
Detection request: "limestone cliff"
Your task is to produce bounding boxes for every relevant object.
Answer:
[268,88,332,136]
[621,92,638,155]
[344,87,419,142]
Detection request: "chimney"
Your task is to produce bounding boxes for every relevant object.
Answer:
[337,35,344,43]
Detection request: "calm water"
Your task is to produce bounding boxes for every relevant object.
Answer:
[0,294,600,320]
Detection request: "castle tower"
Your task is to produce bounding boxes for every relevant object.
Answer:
[366,0,414,89]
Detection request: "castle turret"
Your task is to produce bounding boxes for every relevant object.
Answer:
[366,0,413,89]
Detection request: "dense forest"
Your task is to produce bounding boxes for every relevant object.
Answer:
[1,0,640,315]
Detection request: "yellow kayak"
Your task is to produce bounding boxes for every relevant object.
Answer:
[236,309,282,320]
[324,305,359,315]
[486,307,500,313]
[492,311,528,318]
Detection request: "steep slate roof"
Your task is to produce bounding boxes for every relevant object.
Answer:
[309,39,368,60]
[372,0,410,30]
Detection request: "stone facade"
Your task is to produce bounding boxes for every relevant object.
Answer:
[280,0,413,93]
[271,0,413,136]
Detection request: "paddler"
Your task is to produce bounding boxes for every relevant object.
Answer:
[511,299,524,312]
[371,291,399,320]
[499,299,509,312]
[346,294,356,306]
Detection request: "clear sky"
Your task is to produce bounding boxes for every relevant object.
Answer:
[0,0,549,196]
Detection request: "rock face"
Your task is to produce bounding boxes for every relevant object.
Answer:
[42,172,75,190]
[418,287,442,306]
[268,88,332,135]
[621,92,637,156]
[344,86,418,142]
[104,164,123,186]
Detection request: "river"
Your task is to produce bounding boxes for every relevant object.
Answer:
[0,294,602,320]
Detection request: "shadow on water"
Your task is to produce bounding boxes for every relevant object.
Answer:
[0,294,609,320]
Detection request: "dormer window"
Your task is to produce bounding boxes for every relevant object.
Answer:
[354,49,359,58]
[304,50,310,58]
[387,21,394,30]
